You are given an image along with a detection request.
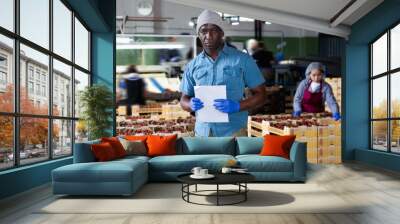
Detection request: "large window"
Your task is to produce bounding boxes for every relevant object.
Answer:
[0,0,91,170]
[370,23,400,153]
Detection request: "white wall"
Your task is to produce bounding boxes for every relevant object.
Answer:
[116,0,318,38]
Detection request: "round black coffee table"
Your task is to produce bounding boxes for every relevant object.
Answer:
[177,173,255,206]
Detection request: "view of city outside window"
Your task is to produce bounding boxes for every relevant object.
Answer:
[372,77,387,119]
[0,116,13,170]
[20,0,49,49]
[392,120,400,153]
[74,18,89,70]
[20,44,49,115]
[0,35,13,113]
[372,121,388,151]
[53,0,72,60]
[19,117,49,165]
[0,0,90,170]
[53,119,72,158]
[74,69,89,142]
[53,59,72,117]
[371,24,400,153]
[372,77,388,151]
[0,0,13,32]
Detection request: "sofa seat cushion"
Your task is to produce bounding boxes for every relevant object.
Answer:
[53,159,147,183]
[149,154,235,172]
[236,155,293,172]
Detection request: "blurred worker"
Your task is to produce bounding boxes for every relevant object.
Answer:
[293,62,340,121]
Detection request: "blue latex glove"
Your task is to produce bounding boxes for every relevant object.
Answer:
[293,111,301,117]
[332,112,341,121]
[190,97,204,112]
[213,99,240,114]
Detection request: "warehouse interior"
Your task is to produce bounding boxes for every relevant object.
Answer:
[1,0,400,223]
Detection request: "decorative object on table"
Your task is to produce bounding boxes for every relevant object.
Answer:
[225,159,239,168]
[79,84,114,140]
[190,167,214,179]
[222,167,249,174]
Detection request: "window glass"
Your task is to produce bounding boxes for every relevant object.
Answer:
[74,69,89,118]
[74,18,89,70]
[20,44,49,115]
[53,119,72,157]
[53,59,72,117]
[20,117,49,165]
[391,24,400,70]
[372,76,387,119]
[0,35,14,113]
[20,0,49,49]
[0,116,13,170]
[0,0,14,31]
[372,121,388,151]
[53,0,72,60]
[372,33,387,76]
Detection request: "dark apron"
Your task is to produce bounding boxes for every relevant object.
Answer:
[301,81,324,113]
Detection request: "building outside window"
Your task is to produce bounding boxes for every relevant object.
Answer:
[0,0,91,170]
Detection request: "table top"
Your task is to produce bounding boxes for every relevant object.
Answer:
[177,172,255,185]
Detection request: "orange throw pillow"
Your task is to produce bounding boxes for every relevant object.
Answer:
[91,142,117,162]
[125,135,148,141]
[146,135,177,157]
[101,137,126,158]
[260,134,296,159]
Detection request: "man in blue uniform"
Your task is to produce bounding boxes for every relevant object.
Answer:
[180,10,266,137]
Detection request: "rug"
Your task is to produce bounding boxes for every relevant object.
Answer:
[37,183,362,214]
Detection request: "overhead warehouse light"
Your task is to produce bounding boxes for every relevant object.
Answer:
[117,42,186,50]
[265,21,272,25]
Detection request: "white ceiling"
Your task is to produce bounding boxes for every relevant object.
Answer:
[226,0,352,22]
[165,0,384,38]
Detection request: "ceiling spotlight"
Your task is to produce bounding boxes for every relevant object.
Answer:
[265,21,272,25]
[230,16,240,26]
[188,21,194,27]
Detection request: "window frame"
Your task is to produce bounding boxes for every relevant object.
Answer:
[370,19,400,154]
[0,0,92,171]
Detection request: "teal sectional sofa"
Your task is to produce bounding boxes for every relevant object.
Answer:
[52,137,307,196]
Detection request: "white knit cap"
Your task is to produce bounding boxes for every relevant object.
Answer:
[196,10,224,33]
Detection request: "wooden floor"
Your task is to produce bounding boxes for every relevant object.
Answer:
[1,162,400,224]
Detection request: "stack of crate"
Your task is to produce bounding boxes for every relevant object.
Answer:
[316,121,342,164]
[131,104,163,116]
[324,77,342,112]
[247,113,341,164]
[161,103,191,120]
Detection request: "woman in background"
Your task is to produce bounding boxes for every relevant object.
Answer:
[293,62,341,121]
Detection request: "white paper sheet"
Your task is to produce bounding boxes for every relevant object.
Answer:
[194,85,229,123]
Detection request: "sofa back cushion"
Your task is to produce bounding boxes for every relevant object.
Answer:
[91,142,118,161]
[101,137,127,158]
[73,139,100,163]
[236,137,263,155]
[178,137,235,155]
[147,134,177,157]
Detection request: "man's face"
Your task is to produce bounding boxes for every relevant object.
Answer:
[309,69,323,82]
[198,24,224,50]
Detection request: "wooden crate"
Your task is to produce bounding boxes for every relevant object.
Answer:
[247,114,342,164]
